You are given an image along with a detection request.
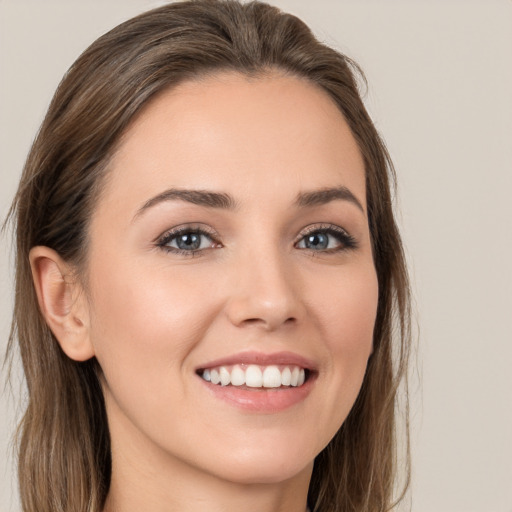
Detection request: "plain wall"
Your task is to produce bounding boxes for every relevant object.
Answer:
[1,1,511,511]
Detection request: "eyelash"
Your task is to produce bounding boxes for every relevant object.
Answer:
[155,223,358,258]
[156,226,221,258]
[297,224,358,254]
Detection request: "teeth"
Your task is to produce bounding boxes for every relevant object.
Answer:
[298,368,305,386]
[245,365,263,387]
[210,368,220,385]
[219,366,230,386]
[262,366,281,388]
[230,365,245,386]
[290,367,299,387]
[200,364,308,388]
[281,367,291,386]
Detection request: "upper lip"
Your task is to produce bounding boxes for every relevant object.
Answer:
[196,350,317,371]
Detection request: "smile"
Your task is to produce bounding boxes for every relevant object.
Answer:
[199,364,307,388]
[195,351,316,412]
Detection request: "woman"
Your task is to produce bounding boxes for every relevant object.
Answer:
[5,1,411,511]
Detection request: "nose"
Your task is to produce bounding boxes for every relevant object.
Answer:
[224,248,303,332]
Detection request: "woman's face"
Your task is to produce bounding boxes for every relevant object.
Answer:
[85,71,378,485]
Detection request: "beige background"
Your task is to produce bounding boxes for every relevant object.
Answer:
[1,1,511,511]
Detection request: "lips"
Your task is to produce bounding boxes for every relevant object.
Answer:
[195,351,316,412]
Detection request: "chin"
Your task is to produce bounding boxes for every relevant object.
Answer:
[195,435,318,485]
[211,457,314,486]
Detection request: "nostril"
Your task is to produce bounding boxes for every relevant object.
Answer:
[239,318,267,327]
[240,316,297,330]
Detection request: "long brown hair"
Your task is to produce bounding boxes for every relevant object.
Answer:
[5,1,411,511]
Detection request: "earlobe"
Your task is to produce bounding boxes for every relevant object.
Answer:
[29,246,95,362]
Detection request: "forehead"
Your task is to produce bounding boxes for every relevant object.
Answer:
[99,71,366,214]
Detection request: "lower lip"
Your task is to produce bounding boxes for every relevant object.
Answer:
[199,374,316,413]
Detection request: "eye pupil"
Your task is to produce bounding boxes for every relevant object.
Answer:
[306,233,328,250]
[177,233,201,250]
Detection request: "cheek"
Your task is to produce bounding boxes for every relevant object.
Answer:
[310,264,378,421]
[318,266,378,357]
[85,258,223,441]
[86,257,215,385]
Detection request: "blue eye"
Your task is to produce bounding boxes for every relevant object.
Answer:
[171,232,207,251]
[157,223,357,257]
[296,226,357,252]
[157,227,219,256]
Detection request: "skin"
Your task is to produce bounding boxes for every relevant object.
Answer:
[31,71,378,512]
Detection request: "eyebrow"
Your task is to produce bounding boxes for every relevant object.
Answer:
[134,185,364,221]
[294,186,365,213]
[134,189,238,220]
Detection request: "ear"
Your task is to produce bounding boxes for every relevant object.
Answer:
[29,246,95,361]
